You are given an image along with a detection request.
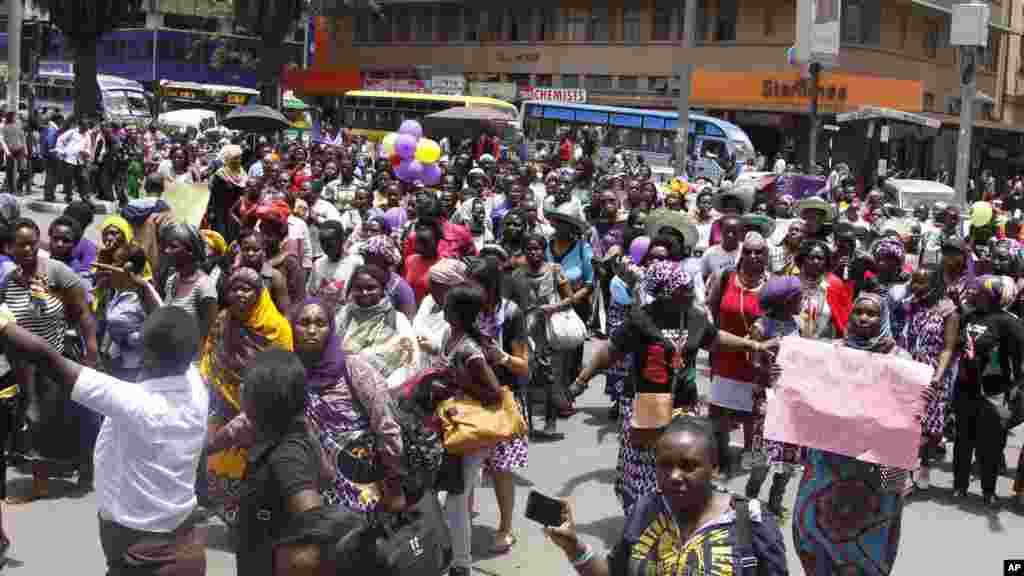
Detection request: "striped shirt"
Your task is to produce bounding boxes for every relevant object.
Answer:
[1,257,81,354]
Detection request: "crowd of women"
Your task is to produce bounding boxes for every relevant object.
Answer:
[0,128,1020,576]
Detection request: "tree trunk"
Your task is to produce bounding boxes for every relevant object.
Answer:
[73,38,100,120]
[260,42,285,109]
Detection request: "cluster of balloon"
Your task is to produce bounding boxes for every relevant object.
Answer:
[971,201,993,228]
[380,120,443,185]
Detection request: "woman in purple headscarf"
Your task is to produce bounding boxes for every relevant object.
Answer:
[208,296,406,515]
[293,296,405,513]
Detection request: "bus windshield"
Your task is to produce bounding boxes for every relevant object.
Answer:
[105,90,151,117]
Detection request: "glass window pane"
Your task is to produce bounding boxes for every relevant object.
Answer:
[716,0,737,41]
[394,7,412,42]
[562,74,580,88]
[510,8,531,41]
[589,4,609,42]
[439,5,462,42]
[586,75,612,91]
[413,6,433,42]
[654,0,673,41]
[619,76,638,91]
[623,8,642,42]
[464,7,479,41]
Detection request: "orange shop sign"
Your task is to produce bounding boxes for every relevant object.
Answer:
[691,70,923,113]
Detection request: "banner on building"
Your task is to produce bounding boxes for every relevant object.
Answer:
[796,0,840,67]
[519,87,588,104]
[469,82,517,101]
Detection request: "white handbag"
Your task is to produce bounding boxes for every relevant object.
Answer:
[546,307,587,351]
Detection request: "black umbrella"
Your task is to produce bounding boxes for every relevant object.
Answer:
[222,105,292,132]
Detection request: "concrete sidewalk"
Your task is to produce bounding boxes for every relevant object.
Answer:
[11,174,118,215]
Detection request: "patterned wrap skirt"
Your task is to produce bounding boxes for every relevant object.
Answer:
[793,449,905,576]
[603,301,631,402]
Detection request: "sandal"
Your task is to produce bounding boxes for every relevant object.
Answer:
[490,532,517,554]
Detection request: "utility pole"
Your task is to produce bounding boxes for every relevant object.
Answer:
[950,3,989,208]
[674,0,697,180]
[807,62,821,174]
[955,45,977,206]
[7,0,23,113]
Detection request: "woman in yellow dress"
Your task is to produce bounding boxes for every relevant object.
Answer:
[201,266,293,525]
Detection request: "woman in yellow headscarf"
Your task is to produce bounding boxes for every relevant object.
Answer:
[201,266,293,525]
[94,215,159,380]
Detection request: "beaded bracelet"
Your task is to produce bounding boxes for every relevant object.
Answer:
[572,544,595,567]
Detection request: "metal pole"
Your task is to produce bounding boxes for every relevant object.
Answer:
[955,45,976,207]
[674,0,697,179]
[7,0,22,112]
[807,62,821,174]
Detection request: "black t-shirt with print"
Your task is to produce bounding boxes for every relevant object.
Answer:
[236,421,323,576]
[611,304,718,406]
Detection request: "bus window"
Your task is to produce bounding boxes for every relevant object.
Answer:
[374,109,393,127]
[343,108,355,125]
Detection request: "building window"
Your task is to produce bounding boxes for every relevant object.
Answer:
[537,7,558,41]
[394,8,412,42]
[510,8,531,41]
[622,8,642,42]
[567,9,587,41]
[653,0,674,41]
[438,5,462,42]
[715,0,737,41]
[412,6,434,42]
[925,19,939,58]
[923,92,935,111]
[680,1,707,42]
[536,74,553,87]
[648,76,669,94]
[589,4,609,42]
[764,5,776,36]
[354,13,371,43]
[562,74,581,88]
[482,9,505,41]
[464,7,479,41]
[618,76,638,91]
[373,7,394,42]
[586,75,612,91]
[842,0,880,46]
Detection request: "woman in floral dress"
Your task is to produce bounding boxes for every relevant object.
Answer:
[903,266,960,491]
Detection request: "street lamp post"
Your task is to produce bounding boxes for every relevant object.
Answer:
[674,0,697,180]
[951,3,991,208]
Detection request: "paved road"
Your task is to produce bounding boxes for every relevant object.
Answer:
[3,206,1024,574]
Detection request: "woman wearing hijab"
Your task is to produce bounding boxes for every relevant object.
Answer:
[336,264,418,388]
[746,276,805,517]
[93,216,160,381]
[707,231,770,477]
[573,260,769,515]
[208,297,406,514]
[210,144,246,243]
[202,267,294,526]
[957,275,1024,507]
[359,235,417,321]
[793,292,919,575]
[413,259,467,371]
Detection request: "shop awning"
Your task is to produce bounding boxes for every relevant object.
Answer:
[910,0,1016,35]
[836,106,942,129]
[923,112,1024,134]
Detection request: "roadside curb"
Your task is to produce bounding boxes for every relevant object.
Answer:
[22,196,119,216]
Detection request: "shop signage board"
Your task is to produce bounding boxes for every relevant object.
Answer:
[469,82,517,101]
[519,87,587,104]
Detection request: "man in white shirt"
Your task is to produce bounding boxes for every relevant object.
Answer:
[0,306,207,575]
[772,153,787,175]
[56,118,91,202]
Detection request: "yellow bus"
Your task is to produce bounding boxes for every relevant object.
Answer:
[341,90,518,142]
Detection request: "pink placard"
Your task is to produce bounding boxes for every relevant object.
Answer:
[764,336,933,470]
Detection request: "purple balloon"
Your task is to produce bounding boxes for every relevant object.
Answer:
[629,236,651,266]
[422,163,442,186]
[396,133,418,159]
[399,119,423,140]
[407,160,425,180]
[395,160,412,182]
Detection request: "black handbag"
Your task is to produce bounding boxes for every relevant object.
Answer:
[360,491,453,576]
[986,385,1024,430]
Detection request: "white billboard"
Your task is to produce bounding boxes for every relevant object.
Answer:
[796,0,841,66]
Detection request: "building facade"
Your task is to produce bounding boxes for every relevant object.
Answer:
[333,0,1024,183]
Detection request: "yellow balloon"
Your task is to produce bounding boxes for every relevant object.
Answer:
[971,201,993,227]
[415,138,442,164]
[382,132,399,156]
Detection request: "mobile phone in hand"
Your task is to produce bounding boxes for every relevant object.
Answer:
[524,490,565,527]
